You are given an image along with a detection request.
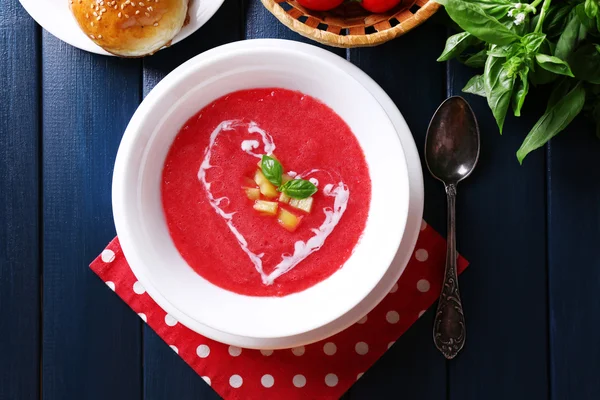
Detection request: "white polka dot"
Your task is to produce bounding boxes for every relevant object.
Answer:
[260,349,273,356]
[357,315,368,324]
[325,373,338,387]
[417,279,431,292]
[105,281,115,291]
[196,344,210,358]
[387,341,395,349]
[169,345,178,354]
[202,376,211,386]
[415,249,429,262]
[357,372,364,380]
[420,220,428,231]
[323,342,337,355]
[389,283,398,293]
[228,346,242,356]
[261,374,274,388]
[229,374,243,388]
[418,310,426,317]
[137,313,147,322]
[386,311,400,324]
[292,346,305,356]
[132,281,145,295]
[164,314,178,326]
[355,341,369,355]
[101,249,115,263]
[293,374,306,388]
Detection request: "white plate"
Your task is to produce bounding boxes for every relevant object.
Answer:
[113,39,424,349]
[19,0,224,56]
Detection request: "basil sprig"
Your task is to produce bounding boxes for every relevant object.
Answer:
[261,155,283,186]
[279,179,318,199]
[435,0,600,163]
[259,155,317,199]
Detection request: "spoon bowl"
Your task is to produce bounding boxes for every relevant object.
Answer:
[425,97,480,184]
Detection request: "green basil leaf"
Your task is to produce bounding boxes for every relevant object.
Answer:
[463,74,486,97]
[260,155,283,187]
[555,10,582,60]
[546,78,574,111]
[535,54,575,77]
[585,0,598,19]
[464,49,488,68]
[544,4,574,38]
[579,20,589,42]
[444,0,520,45]
[487,43,520,58]
[470,0,512,19]
[570,43,600,84]
[530,40,558,85]
[484,55,515,133]
[516,83,586,163]
[279,179,317,199]
[512,68,529,117]
[597,13,600,32]
[504,55,525,76]
[435,0,512,18]
[577,3,596,30]
[522,32,546,54]
[438,32,477,61]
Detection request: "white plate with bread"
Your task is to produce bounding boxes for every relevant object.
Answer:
[19,0,224,56]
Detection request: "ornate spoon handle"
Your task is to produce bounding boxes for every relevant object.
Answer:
[433,183,466,359]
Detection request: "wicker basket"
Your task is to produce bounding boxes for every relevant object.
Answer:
[261,0,440,48]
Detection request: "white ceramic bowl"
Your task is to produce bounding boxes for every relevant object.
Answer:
[113,39,410,348]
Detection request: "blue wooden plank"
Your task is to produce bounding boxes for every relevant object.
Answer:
[41,34,143,399]
[244,0,345,56]
[347,26,448,400]
[141,2,243,398]
[446,59,548,399]
[547,117,600,399]
[0,2,40,400]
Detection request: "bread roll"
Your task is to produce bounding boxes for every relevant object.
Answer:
[70,0,188,57]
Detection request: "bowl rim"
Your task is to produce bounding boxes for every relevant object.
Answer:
[112,39,416,346]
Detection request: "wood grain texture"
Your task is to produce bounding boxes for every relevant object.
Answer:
[547,118,600,400]
[346,25,448,399]
[41,34,143,400]
[445,58,548,400]
[0,2,40,400]
[245,0,346,57]
[141,1,244,398]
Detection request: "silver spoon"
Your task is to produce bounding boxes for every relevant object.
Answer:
[425,96,480,360]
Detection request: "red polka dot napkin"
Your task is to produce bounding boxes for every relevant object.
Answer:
[90,220,468,399]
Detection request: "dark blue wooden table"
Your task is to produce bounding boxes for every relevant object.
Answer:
[2,0,600,398]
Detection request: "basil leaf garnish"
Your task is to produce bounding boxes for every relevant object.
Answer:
[279,179,317,199]
[261,155,283,187]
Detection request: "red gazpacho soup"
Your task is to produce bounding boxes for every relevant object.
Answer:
[162,88,372,297]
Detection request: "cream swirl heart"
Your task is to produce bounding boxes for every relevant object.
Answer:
[197,120,350,285]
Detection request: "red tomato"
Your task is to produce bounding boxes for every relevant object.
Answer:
[296,0,344,11]
[359,0,402,13]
